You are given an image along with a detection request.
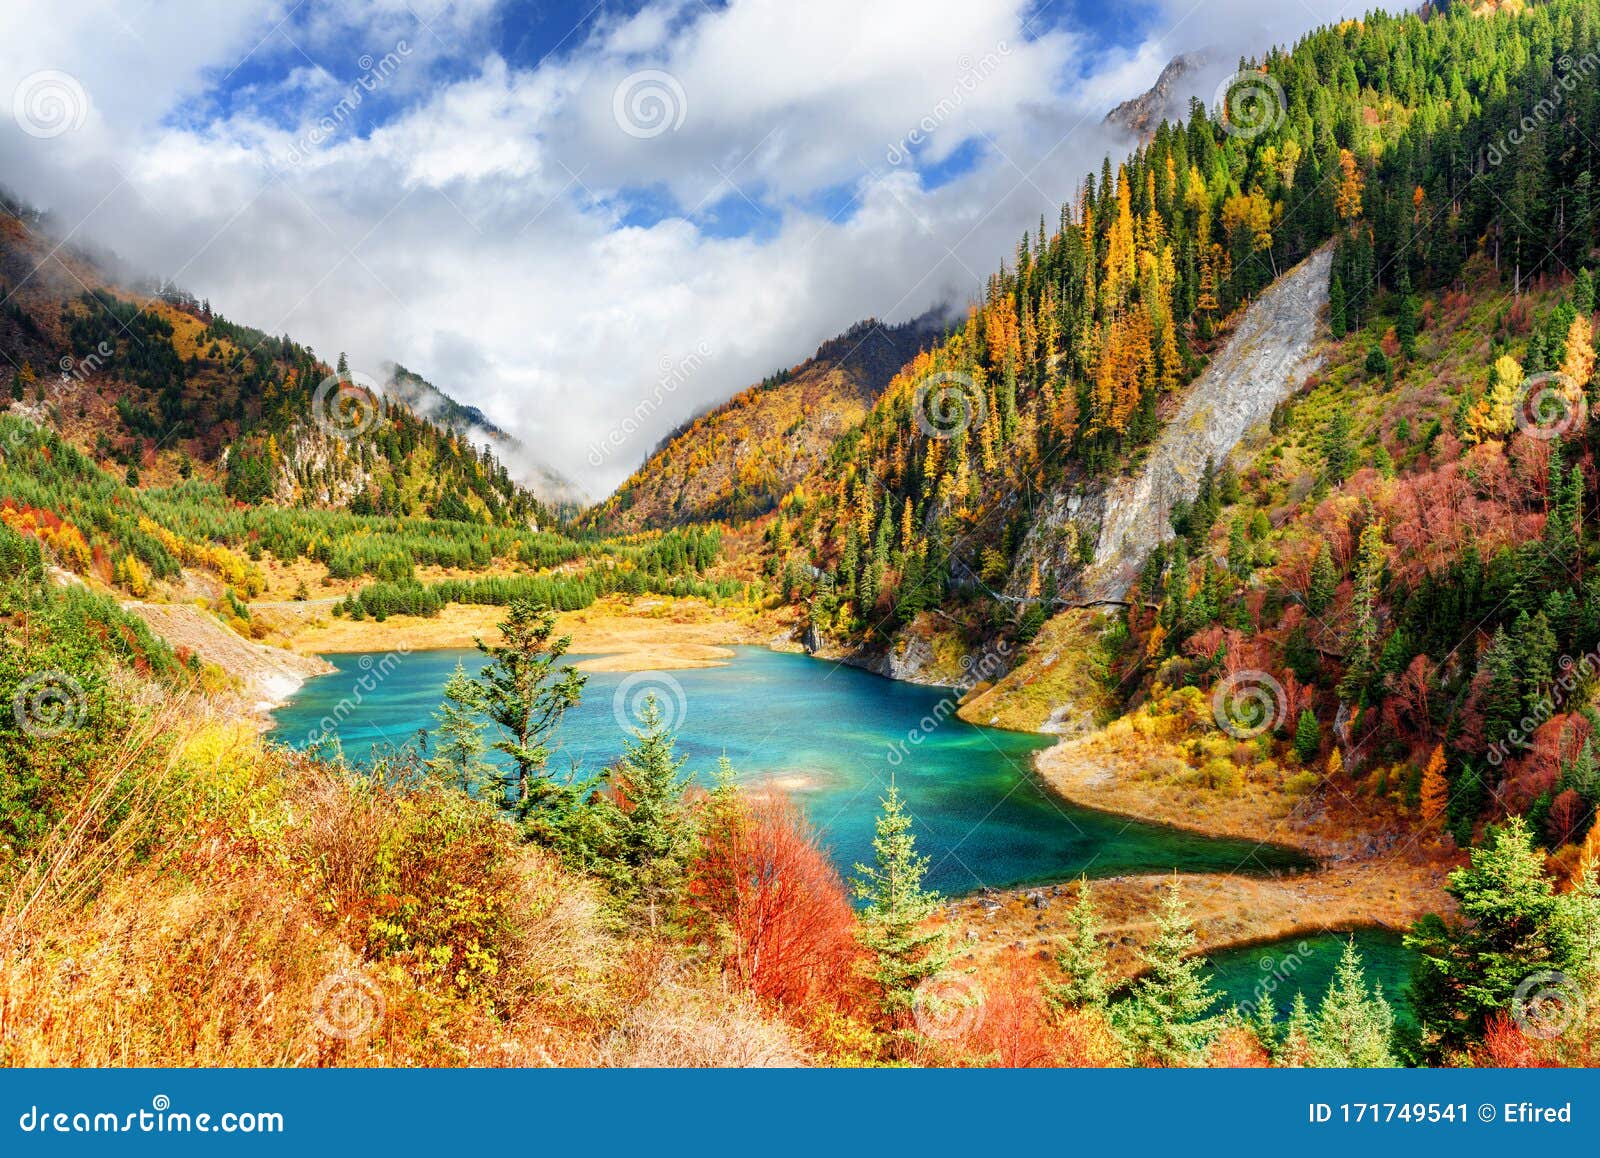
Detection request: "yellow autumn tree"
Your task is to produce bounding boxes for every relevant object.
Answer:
[1334,148,1364,221]
[1464,355,1524,443]
[1419,744,1449,826]
[1562,314,1595,387]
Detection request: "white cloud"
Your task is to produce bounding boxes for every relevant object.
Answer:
[0,0,1376,494]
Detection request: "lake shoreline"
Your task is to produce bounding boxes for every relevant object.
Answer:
[260,600,1454,971]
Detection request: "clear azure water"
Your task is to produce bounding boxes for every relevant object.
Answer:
[1204,929,1416,1024]
[270,645,1309,895]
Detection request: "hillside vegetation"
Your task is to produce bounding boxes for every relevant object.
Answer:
[586,317,938,533]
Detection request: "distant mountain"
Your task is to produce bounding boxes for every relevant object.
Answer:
[385,364,590,514]
[0,205,550,528]
[1105,51,1209,138]
[584,313,945,533]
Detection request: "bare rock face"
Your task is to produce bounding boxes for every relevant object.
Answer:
[1105,52,1210,139]
[1009,245,1332,606]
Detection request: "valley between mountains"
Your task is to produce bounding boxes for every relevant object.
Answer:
[8,0,1600,1068]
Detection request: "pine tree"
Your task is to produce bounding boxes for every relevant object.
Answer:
[474,598,587,811]
[1406,816,1600,1056]
[1575,268,1595,316]
[1329,272,1348,338]
[1277,991,1316,1066]
[1310,941,1397,1067]
[611,695,693,929]
[1227,516,1252,578]
[1322,409,1355,483]
[1307,543,1337,614]
[1395,275,1419,360]
[429,661,491,794]
[1049,878,1110,1009]
[1118,879,1219,1064]
[1339,521,1386,705]
[854,783,949,1034]
[1293,709,1322,764]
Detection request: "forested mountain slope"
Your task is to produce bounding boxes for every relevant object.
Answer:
[584,315,940,533]
[386,363,589,514]
[757,0,1600,880]
[1014,245,1332,604]
[0,206,549,529]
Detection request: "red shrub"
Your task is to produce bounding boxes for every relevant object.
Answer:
[945,954,1059,1068]
[688,789,864,1015]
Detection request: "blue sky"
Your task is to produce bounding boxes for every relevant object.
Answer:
[0,0,1358,492]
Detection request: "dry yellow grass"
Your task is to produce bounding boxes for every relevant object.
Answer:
[958,610,1117,733]
[0,709,806,1067]
[266,594,792,671]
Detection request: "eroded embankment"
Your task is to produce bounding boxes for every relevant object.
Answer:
[1010,245,1333,605]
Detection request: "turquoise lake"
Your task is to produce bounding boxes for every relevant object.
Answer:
[269,645,1310,895]
[1205,929,1416,1023]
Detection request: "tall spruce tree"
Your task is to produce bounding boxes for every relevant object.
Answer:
[430,661,491,794]
[474,598,586,811]
[1118,879,1219,1064]
[1406,816,1600,1057]
[1049,877,1111,1008]
[854,783,950,1034]
[1310,941,1397,1067]
[611,695,693,929]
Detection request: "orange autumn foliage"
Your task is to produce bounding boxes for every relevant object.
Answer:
[1420,744,1449,827]
[687,788,864,1016]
